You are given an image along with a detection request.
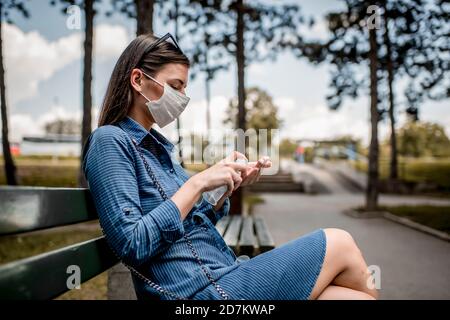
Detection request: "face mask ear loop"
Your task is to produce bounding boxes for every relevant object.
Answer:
[141,70,164,88]
[139,90,152,102]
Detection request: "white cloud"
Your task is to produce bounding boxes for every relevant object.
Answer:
[248,63,266,77]
[9,105,80,142]
[8,104,103,143]
[158,95,375,145]
[4,23,81,104]
[3,23,130,106]
[301,18,329,41]
[275,96,373,144]
[93,24,130,61]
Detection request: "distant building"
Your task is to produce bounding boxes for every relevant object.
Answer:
[0,134,81,157]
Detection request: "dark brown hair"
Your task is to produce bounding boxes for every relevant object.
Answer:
[98,34,190,127]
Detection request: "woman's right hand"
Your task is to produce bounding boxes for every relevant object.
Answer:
[190,152,248,197]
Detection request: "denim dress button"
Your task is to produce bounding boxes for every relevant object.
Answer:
[236,255,250,263]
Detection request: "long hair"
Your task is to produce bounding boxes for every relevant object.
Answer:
[98,34,190,127]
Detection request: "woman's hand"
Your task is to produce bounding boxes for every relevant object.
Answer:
[189,151,248,196]
[240,156,272,187]
[171,154,246,219]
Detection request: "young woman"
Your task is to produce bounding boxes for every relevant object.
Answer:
[82,33,378,300]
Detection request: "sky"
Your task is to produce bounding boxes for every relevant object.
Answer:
[2,0,449,146]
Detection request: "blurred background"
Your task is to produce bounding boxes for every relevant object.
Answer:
[0,0,449,300]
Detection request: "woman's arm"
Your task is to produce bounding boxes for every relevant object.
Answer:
[83,127,186,266]
[83,127,247,266]
[172,158,247,217]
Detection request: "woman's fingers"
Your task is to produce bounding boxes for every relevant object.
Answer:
[224,151,248,163]
[229,168,243,190]
[225,162,248,172]
[248,159,272,169]
[225,172,235,196]
[239,167,257,186]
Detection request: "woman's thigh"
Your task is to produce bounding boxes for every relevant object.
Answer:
[192,228,327,300]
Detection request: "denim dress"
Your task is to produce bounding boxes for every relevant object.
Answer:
[82,116,326,300]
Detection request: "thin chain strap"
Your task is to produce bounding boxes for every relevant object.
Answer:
[131,138,230,300]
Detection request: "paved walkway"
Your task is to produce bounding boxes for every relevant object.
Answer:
[253,193,450,299]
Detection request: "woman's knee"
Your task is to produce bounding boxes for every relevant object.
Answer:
[323,228,362,262]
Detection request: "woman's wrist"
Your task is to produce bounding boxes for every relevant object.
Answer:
[188,174,206,193]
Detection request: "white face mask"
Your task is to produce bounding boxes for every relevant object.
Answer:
[139,70,190,128]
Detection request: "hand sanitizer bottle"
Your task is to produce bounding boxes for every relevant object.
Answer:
[203,156,248,206]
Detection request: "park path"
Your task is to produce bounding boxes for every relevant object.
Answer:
[253,192,450,299]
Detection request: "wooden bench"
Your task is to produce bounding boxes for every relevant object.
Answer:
[216,215,275,258]
[0,186,275,300]
[0,187,118,300]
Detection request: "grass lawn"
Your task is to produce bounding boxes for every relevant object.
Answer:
[184,163,208,173]
[352,157,450,189]
[0,156,212,186]
[380,205,450,235]
[0,222,108,300]
[0,156,80,187]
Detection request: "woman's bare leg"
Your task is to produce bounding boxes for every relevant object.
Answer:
[309,228,378,300]
[317,285,376,300]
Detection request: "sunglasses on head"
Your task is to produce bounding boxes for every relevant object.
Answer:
[141,33,184,57]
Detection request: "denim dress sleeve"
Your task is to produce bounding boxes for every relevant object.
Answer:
[202,198,231,224]
[82,126,185,266]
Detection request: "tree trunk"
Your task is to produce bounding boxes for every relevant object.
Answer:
[173,0,184,167]
[0,7,18,185]
[78,0,94,188]
[366,26,380,211]
[236,0,246,134]
[204,30,211,156]
[135,0,154,35]
[204,74,212,168]
[229,0,246,215]
[383,4,398,181]
[205,75,211,134]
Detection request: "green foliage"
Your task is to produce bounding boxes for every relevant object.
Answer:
[186,0,305,67]
[397,121,450,157]
[381,205,450,234]
[353,157,450,188]
[224,87,281,144]
[0,0,30,22]
[279,138,297,158]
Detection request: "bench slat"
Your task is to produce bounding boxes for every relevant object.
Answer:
[0,236,118,300]
[223,215,242,255]
[238,216,257,257]
[215,216,230,236]
[254,217,275,254]
[0,187,97,236]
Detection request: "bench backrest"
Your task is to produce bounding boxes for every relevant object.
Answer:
[0,186,118,300]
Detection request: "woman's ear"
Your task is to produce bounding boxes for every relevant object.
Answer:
[130,68,143,93]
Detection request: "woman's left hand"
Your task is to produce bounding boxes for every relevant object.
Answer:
[240,156,272,187]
